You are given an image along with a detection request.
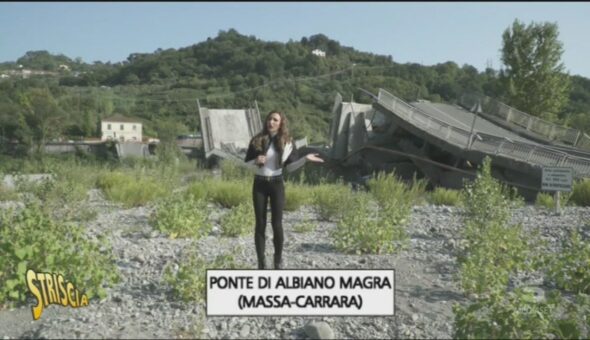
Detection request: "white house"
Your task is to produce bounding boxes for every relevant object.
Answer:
[101,115,142,142]
[312,49,326,57]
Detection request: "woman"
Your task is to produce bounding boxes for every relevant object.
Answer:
[244,111,324,269]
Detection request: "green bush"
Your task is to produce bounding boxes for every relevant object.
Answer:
[220,202,253,237]
[96,171,170,208]
[150,195,211,239]
[429,187,461,206]
[454,288,587,339]
[569,179,590,206]
[458,157,534,295]
[312,183,353,221]
[18,176,89,220]
[185,180,212,202]
[546,231,590,294]
[368,171,425,210]
[461,157,514,227]
[0,203,119,306]
[459,221,531,295]
[284,183,311,211]
[331,192,409,254]
[164,247,243,303]
[535,192,554,209]
[206,179,250,208]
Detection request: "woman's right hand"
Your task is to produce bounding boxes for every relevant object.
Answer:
[256,155,266,166]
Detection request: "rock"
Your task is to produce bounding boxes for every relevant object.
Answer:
[304,321,334,339]
[133,254,146,264]
[412,313,419,322]
[240,324,250,337]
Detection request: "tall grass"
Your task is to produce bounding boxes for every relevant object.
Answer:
[312,183,353,221]
[535,192,554,209]
[284,182,312,211]
[569,179,590,206]
[429,187,461,206]
[96,172,171,208]
[368,171,427,209]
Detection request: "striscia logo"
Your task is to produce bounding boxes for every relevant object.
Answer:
[26,269,89,320]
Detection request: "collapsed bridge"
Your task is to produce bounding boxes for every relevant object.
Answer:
[329,88,590,199]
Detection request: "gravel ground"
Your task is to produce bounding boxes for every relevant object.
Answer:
[1,188,589,339]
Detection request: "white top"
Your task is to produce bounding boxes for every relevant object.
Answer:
[256,142,283,176]
[244,140,307,175]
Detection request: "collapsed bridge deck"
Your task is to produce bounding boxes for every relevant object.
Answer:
[330,89,590,198]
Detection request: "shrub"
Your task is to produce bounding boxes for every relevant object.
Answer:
[546,231,590,294]
[569,179,590,206]
[407,174,429,205]
[331,192,409,254]
[453,288,587,339]
[284,183,311,211]
[367,171,424,210]
[164,247,243,303]
[206,180,250,208]
[459,221,531,295]
[461,157,514,227]
[185,180,211,202]
[429,187,461,206]
[20,176,89,220]
[0,203,119,306]
[220,202,253,237]
[312,183,353,221]
[150,195,211,239]
[535,192,554,209]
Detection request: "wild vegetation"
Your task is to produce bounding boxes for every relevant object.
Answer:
[453,157,590,339]
[0,202,119,306]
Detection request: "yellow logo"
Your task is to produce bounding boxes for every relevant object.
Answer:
[26,269,89,320]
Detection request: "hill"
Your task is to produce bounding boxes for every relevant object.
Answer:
[1,29,590,150]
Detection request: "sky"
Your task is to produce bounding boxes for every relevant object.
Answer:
[1,2,590,77]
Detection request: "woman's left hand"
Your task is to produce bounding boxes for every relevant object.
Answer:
[305,153,324,163]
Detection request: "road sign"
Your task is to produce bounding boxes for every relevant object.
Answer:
[542,167,573,192]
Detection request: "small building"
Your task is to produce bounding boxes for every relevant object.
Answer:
[312,49,326,57]
[101,115,142,142]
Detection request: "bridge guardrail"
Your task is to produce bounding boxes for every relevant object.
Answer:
[378,89,590,178]
[460,93,584,147]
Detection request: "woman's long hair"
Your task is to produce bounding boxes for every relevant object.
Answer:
[252,111,291,153]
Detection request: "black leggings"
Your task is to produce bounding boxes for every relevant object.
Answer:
[252,177,285,269]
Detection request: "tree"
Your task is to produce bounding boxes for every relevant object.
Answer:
[20,88,64,152]
[500,19,570,121]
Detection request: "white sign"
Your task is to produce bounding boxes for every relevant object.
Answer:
[542,167,573,192]
[207,269,395,316]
